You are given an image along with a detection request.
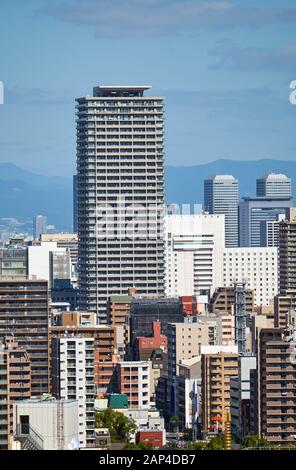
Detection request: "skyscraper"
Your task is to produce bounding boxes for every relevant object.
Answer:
[256,173,292,198]
[204,175,239,248]
[76,85,165,322]
[33,215,47,240]
[239,196,293,247]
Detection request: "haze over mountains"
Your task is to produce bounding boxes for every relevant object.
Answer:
[0,159,295,234]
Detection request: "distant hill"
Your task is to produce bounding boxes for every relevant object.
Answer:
[0,163,73,231]
[0,159,295,233]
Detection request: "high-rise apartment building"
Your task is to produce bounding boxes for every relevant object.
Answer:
[165,214,225,296]
[51,336,95,448]
[0,280,49,396]
[76,85,165,322]
[256,173,292,198]
[274,209,296,328]
[0,338,31,450]
[204,175,239,248]
[33,215,47,240]
[250,325,296,445]
[201,345,238,435]
[239,197,293,247]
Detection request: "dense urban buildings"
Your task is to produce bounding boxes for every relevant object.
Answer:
[76,85,165,322]
[204,175,239,248]
[2,81,296,451]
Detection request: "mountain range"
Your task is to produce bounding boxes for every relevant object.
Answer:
[0,159,295,233]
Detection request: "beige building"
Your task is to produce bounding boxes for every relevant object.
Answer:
[201,345,238,435]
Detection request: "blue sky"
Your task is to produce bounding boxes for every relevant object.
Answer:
[0,0,295,176]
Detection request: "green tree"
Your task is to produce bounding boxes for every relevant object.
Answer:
[205,433,225,450]
[242,434,271,449]
[124,442,155,450]
[95,408,137,443]
[186,441,207,450]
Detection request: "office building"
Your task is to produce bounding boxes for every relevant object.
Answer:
[13,397,79,450]
[223,247,278,306]
[204,175,239,248]
[33,215,47,240]
[239,196,293,247]
[165,214,225,296]
[201,345,238,435]
[51,337,95,448]
[260,214,285,247]
[0,280,49,396]
[76,85,165,322]
[256,173,292,198]
[130,298,184,346]
[0,248,27,279]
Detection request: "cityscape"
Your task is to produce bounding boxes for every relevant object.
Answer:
[1,0,296,459]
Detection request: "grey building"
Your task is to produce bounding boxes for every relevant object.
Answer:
[256,173,292,199]
[76,85,165,322]
[204,175,239,248]
[239,197,293,247]
[33,215,47,240]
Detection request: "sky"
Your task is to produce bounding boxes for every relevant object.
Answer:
[0,0,295,176]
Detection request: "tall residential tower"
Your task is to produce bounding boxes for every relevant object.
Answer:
[76,86,165,322]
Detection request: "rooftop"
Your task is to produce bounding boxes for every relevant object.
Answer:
[93,85,151,98]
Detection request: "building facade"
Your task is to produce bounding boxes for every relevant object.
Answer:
[76,85,165,322]
[165,214,225,297]
[223,247,278,306]
[204,175,239,248]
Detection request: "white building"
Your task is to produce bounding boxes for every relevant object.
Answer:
[28,242,71,286]
[51,337,95,448]
[165,214,225,297]
[13,398,79,450]
[223,247,278,306]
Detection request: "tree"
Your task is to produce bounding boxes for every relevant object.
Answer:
[95,408,137,443]
[124,442,155,450]
[185,441,207,450]
[241,434,271,449]
[205,433,225,450]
